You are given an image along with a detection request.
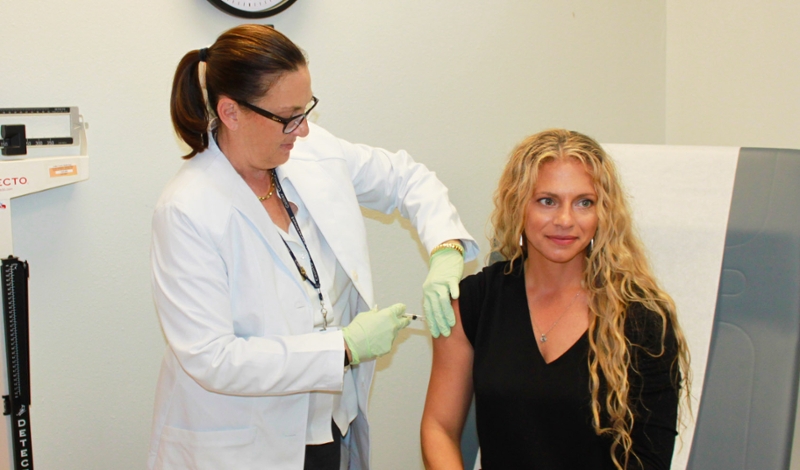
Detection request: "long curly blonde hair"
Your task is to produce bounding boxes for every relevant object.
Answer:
[490,129,691,469]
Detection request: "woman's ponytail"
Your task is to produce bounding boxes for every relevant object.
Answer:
[170,49,210,159]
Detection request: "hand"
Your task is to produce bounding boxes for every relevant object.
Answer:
[422,248,464,338]
[342,303,410,365]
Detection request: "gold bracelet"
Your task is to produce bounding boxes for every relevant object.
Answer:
[430,242,464,257]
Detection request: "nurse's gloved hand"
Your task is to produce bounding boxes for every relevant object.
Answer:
[422,247,464,338]
[343,303,410,365]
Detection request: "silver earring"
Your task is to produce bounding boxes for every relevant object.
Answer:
[520,234,524,247]
[589,238,595,252]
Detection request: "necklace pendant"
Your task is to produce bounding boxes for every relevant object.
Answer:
[540,334,547,343]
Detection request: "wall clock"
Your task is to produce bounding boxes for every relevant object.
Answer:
[206,0,297,19]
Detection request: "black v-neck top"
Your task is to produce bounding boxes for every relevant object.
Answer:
[459,261,680,470]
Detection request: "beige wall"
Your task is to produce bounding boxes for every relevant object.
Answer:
[666,3,800,468]
[2,1,667,468]
[4,0,799,468]
[666,1,800,148]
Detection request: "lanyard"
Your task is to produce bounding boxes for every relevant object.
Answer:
[271,170,329,330]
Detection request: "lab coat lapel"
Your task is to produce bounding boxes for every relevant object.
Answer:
[280,157,374,308]
[208,148,300,288]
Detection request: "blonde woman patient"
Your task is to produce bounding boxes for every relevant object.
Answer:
[421,129,690,470]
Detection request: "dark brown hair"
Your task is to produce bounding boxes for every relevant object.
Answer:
[170,24,307,159]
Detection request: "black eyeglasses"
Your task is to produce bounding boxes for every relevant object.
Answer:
[237,96,319,134]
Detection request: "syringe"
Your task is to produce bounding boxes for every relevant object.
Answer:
[404,313,426,321]
[370,304,426,321]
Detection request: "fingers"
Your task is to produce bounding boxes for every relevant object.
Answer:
[424,285,455,338]
[423,250,463,338]
[424,295,442,338]
[437,294,453,336]
[346,303,408,362]
[376,304,408,357]
[431,279,459,338]
[386,303,411,330]
[398,316,411,330]
[449,278,460,300]
[386,303,406,317]
[389,304,411,324]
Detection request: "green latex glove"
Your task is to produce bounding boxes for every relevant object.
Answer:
[343,303,410,365]
[422,248,464,338]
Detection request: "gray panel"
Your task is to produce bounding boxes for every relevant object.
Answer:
[688,148,800,470]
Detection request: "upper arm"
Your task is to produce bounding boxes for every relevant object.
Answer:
[422,298,475,441]
[628,356,680,470]
[151,203,231,349]
[337,136,479,257]
[627,307,682,469]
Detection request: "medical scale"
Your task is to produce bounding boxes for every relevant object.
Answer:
[0,106,89,470]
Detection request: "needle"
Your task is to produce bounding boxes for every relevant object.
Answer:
[372,305,425,321]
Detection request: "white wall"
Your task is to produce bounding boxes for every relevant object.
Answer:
[2,1,669,468]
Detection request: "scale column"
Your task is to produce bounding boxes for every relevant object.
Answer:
[1,257,32,470]
[0,199,11,258]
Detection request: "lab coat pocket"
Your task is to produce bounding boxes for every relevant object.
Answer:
[155,425,257,470]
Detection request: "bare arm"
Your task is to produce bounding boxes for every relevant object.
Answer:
[421,298,475,469]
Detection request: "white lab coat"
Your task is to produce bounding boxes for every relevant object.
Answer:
[147,122,477,470]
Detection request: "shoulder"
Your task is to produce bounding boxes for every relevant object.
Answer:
[153,149,235,236]
[463,259,521,285]
[292,122,405,170]
[459,260,523,341]
[291,122,347,163]
[156,146,234,204]
[287,123,361,184]
[460,259,520,298]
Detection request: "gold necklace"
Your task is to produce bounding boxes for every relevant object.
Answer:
[257,172,275,201]
[531,290,582,343]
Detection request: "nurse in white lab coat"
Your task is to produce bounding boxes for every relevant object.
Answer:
[147,25,478,470]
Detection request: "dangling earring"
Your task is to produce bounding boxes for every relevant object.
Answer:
[520,234,524,247]
[589,238,595,252]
